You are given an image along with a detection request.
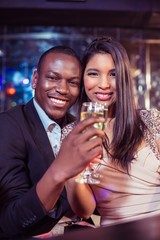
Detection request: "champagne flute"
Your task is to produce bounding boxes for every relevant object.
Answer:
[75,102,108,184]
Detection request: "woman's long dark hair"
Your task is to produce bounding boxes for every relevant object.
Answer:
[81,36,147,172]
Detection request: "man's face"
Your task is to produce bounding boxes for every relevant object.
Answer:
[31,52,82,123]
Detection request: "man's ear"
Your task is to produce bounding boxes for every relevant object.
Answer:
[31,69,38,89]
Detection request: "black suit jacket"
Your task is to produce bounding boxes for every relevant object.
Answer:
[0,99,75,239]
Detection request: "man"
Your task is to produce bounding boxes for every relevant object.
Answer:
[0,46,104,238]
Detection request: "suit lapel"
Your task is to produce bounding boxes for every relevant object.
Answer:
[24,100,55,166]
[23,99,76,166]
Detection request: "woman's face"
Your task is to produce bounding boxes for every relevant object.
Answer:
[84,53,116,108]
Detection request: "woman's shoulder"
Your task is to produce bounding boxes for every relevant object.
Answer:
[139,108,160,117]
[139,108,160,133]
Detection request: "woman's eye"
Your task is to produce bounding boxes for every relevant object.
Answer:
[109,72,116,78]
[87,72,98,77]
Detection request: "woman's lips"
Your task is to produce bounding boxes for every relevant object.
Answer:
[95,93,112,101]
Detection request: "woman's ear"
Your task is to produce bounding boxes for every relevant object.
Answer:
[31,69,38,89]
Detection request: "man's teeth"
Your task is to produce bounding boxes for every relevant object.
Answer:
[50,98,66,104]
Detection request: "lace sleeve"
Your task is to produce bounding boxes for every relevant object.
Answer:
[151,109,160,153]
[61,121,77,142]
[140,108,160,133]
[151,108,160,133]
[140,108,160,158]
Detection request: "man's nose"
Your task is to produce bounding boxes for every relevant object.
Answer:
[56,79,69,94]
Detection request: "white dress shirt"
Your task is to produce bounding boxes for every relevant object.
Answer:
[33,98,61,156]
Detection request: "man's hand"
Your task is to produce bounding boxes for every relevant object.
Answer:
[52,116,104,181]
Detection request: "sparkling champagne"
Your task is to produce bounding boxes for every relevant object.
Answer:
[80,111,104,130]
[75,102,108,184]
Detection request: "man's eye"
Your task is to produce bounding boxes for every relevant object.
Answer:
[70,81,80,86]
[47,76,57,80]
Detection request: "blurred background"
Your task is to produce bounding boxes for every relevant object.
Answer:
[0,0,160,112]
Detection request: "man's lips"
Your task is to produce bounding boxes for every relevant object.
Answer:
[49,97,68,107]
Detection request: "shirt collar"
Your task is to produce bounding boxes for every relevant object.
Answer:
[33,98,60,131]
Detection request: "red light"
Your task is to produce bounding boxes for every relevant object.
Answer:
[6,87,16,95]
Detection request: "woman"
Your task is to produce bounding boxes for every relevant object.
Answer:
[65,36,160,226]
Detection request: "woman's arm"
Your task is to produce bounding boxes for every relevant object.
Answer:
[156,134,160,152]
[65,176,96,219]
[154,108,160,153]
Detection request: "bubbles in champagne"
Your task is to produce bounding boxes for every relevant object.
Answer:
[80,102,106,130]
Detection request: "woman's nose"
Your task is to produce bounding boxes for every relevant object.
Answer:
[98,75,110,89]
